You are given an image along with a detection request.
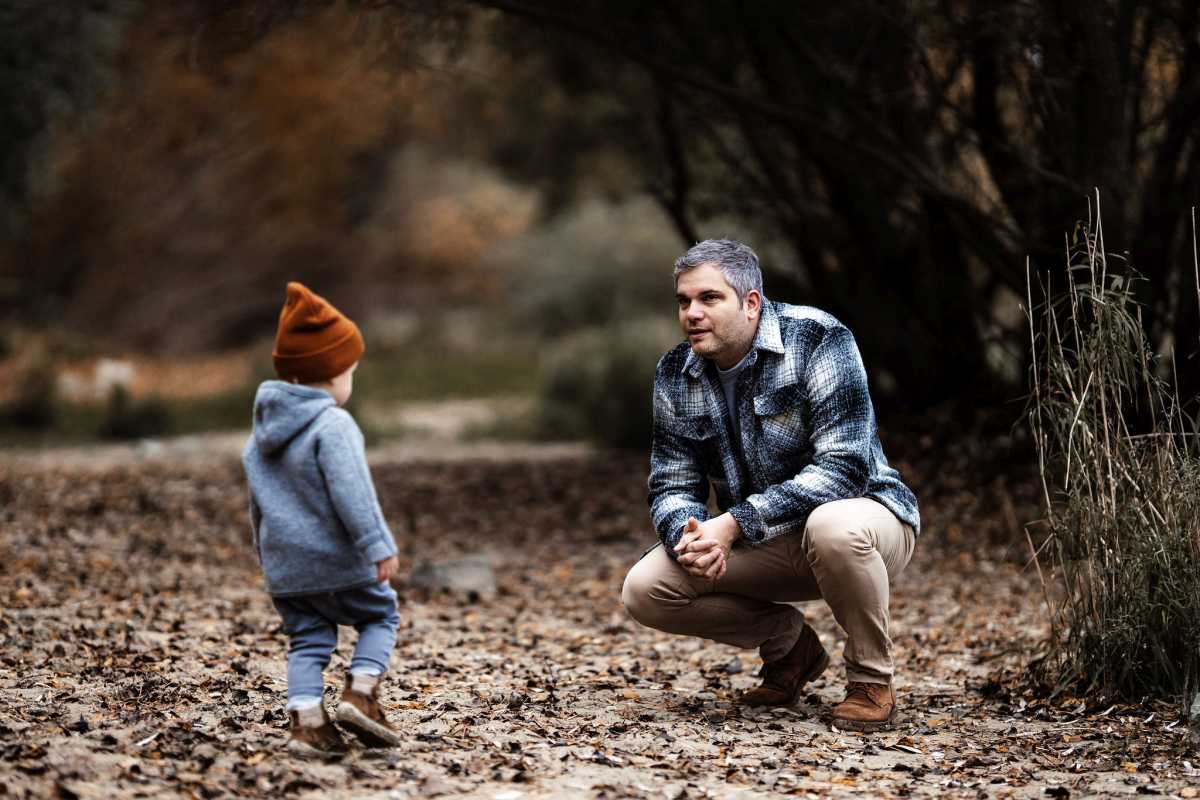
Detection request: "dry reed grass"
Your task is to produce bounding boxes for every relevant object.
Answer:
[1026,195,1200,708]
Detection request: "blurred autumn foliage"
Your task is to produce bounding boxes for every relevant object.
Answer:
[3,3,534,353]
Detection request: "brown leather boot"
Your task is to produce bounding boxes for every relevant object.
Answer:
[336,672,403,747]
[740,624,830,707]
[286,705,347,759]
[831,681,897,731]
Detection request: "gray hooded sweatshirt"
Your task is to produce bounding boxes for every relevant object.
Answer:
[242,381,397,597]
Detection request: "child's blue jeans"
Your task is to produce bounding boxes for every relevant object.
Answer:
[272,581,399,706]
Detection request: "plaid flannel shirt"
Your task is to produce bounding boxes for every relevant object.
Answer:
[648,300,919,557]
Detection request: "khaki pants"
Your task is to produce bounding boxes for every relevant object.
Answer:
[621,498,915,683]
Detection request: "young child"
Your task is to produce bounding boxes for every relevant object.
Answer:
[242,281,403,758]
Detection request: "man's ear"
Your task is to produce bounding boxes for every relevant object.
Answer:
[745,290,762,320]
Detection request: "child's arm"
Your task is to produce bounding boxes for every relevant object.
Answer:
[316,412,399,568]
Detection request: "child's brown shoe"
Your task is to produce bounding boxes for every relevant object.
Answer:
[286,705,347,758]
[336,672,403,747]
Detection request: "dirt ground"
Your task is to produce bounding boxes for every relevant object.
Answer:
[1,438,1196,799]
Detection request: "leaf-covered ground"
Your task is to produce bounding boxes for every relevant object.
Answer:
[1,438,1196,799]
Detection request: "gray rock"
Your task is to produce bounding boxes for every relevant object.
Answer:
[404,553,496,598]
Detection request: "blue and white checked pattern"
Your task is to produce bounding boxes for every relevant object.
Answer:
[648,300,920,556]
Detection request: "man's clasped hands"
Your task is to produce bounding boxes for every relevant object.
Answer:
[673,512,741,581]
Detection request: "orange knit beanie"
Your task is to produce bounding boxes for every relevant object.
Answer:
[272,282,364,383]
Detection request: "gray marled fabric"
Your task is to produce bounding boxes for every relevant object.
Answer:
[648,300,919,558]
[243,381,397,596]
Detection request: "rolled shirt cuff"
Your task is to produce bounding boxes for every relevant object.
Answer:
[729,501,765,543]
[363,536,397,565]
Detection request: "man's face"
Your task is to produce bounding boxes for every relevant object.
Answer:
[675,263,761,369]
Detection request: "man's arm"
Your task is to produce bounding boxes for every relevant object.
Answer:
[647,377,711,560]
[728,326,874,543]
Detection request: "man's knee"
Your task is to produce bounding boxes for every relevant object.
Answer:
[805,502,872,563]
[621,550,685,629]
[621,562,658,626]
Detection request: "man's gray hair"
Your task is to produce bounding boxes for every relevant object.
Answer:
[673,239,763,304]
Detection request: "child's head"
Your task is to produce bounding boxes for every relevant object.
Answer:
[272,282,364,406]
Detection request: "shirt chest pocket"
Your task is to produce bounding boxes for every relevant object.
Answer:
[753,383,809,456]
[664,414,721,473]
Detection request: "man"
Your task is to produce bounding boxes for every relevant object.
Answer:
[621,239,919,731]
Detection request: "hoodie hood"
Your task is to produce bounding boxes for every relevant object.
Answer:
[251,381,336,455]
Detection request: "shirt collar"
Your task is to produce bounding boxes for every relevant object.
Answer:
[683,298,783,378]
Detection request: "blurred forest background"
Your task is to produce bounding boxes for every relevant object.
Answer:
[1,0,1198,446]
